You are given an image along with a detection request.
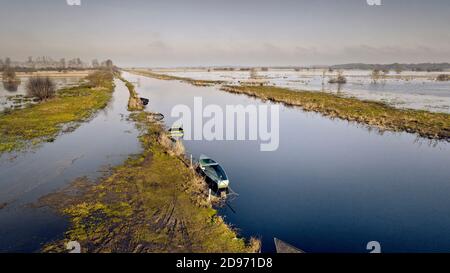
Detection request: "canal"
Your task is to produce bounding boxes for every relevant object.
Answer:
[124,71,450,253]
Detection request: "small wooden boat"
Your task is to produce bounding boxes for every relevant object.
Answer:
[168,126,184,139]
[140,97,149,106]
[199,155,229,190]
[274,238,305,253]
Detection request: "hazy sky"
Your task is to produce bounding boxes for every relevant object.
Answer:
[1,0,450,67]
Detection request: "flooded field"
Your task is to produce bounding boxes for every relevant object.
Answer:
[0,79,141,252]
[125,71,450,253]
[158,69,450,113]
[0,77,83,111]
[1,71,449,253]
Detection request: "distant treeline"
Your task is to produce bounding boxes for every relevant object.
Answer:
[0,67,90,73]
[329,63,450,72]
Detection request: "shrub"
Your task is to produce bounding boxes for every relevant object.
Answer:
[86,70,114,88]
[328,71,347,84]
[2,67,18,82]
[436,74,450,81]
[26,77,56,100]
[371,69,382,84]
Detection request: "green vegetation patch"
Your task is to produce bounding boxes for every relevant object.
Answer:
[117,76,144,111]
[128,69,226,87]
[221,85,450,140]
[0,71,115,153]
[41,110,259,253]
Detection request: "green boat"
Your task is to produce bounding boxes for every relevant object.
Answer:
[168,126,184,139]
[199,155,230,190]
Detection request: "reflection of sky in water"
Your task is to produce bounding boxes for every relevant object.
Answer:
[124,72,450,253]
[0,79,141,252]
[0,77,82,111]
[162,70,450,113]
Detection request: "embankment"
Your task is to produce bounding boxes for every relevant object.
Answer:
[40,79,259,253]
[127,69,226,87]
[127,69,450,141]
[221,85,450,141]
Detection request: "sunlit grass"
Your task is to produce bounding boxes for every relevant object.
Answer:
[0,71,115,153]
[221,85,450,140]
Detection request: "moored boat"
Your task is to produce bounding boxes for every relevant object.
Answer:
[274,238,305,253]
[198,155,229,190]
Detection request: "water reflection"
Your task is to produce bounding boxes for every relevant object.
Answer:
[163,70,450,113]
[2,81,20,92]
[0,77,82,112]
[0,79,142,252]
[124,71,450,253]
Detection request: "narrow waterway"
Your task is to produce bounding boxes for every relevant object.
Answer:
[124,72,450,253]
[0,79,141,252]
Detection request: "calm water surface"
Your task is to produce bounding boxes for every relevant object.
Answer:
[164,70,450,113]
[0,80,141,252]
[124,72,450,253]
[0,77,82,111]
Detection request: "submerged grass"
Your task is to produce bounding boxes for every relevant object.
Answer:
[221,85,450,140]
[0,70,115,153]
[40,80,258,253]
[127,69,226,87]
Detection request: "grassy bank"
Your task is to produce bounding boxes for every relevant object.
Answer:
[117,76,144,111]
[221,86,450,140]
[0,70,115,153]
[127,69,226,86]
[130,70,450,140]
[41,108,259,253]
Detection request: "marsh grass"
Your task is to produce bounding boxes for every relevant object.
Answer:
[221,85,450,140]
[41,111,259,253]
[436,74,450,81]
[117,76,144,111]
[0,70,115,153]
[128,69,226,87]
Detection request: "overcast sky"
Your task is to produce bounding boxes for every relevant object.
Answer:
[1,0,450,67]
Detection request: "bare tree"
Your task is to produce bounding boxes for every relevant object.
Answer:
[26,77,56,100]
[328,70,347,84]
[92,59,99,68]
[371,69,382,84]
[2,66,18,83]
[250,68,258,79]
